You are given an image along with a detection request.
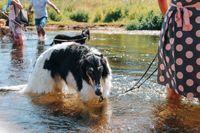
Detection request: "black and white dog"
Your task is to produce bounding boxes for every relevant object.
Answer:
[22,42,112,102]
[50,28,90,46]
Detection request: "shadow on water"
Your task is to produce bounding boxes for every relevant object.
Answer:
[153,100,200,133]
[0,31,200,132]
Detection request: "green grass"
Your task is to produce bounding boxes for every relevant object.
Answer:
[0,0,163,30]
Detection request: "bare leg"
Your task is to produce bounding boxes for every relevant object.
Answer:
[166,87,181,100]
[37,26,45,42]
[13,34,24,46]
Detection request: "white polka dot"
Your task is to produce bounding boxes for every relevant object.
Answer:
[171,64,175,71]
[187,92,194,98]
[185,37,193,45]
[176,58,183,65]
[170,38,174,44]
[196,16,200,24]
[166,72,170,78]
[178,85,184,92]
[196,72,200,79]
[186,79,194,86]
[186,0,192,3]
[196,44,200,51]
[196,58,200,65]
[177,72,183,79]
[186,65,193,73]
[165,43,171,51]
[160,64,165,70]
[166,56,170,63]
[176,31,183,38]
[197,86,200,93]
[176,44,183,52]
[186,51,193,59]
[159,76,165,82]
[196,30,200,37]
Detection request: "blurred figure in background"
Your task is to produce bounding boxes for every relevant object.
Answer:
[28,0,60,42]
[8,0,24,46]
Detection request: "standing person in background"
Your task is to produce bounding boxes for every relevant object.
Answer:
[8,0,24,46]
[28,0,60,42]
[157,0,200,101]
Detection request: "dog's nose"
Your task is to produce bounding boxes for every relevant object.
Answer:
[95,89,102,96]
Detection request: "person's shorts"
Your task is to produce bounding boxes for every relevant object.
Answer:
[35,16,47,28]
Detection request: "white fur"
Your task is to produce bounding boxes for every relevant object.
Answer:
[22,42,75,94]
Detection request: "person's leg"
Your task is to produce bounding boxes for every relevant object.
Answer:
[16,34,24,45]
[37,26,45,41]
[35,17,47,42]
[166,87,181,100]
[9,21,24,45]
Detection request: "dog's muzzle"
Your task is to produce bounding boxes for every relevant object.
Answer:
[95,84,102,96]
[95,84,104,102]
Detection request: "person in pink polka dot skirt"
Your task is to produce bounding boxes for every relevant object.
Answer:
[157,0,200,101]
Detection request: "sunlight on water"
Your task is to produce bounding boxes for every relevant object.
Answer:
[0,32,200,132]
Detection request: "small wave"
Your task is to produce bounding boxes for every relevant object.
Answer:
[0,84,26,92]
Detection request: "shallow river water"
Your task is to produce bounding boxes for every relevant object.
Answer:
[0,31,200,133]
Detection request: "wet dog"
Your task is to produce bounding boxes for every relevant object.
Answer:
[22,42,112,102]
[50,28,90,46]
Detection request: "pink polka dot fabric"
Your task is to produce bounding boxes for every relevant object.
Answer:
[157,0,200,98]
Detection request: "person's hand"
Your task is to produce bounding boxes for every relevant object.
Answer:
[28,10,34,14]
[56,8,61,14]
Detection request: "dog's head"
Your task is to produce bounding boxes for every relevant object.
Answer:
[82,28,90,40]
[80,53,110,97]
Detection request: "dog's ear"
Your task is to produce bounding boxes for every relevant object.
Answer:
[79,58,87,74]
[79,58,91,83]
[101,56,110,77]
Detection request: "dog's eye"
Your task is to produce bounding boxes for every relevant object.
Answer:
[88,68,94,73]
[98,66,103,72]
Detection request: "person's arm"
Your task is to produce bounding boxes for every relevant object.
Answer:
[28,4,33,12]
[11,0,23,9]
[158,0,168,16]
[47,0,60,14]
[28,0,33,12]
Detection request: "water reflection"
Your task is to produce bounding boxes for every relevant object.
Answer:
[26,92,112,132]
[8,45,26,85]
[11,45,24,68]
[153,100,200,132]
[36,41,45,56]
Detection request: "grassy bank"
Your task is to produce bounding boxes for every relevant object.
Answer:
[0,0,163,30]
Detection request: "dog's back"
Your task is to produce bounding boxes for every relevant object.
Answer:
[50,28,90,46]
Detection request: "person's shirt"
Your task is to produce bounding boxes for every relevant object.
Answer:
[29,0,48,19]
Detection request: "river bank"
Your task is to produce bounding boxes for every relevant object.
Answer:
[0,24,160,41]
[28,24,160,36]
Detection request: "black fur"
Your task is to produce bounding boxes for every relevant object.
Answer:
[50,28,90,46]
[43,43,110,92]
